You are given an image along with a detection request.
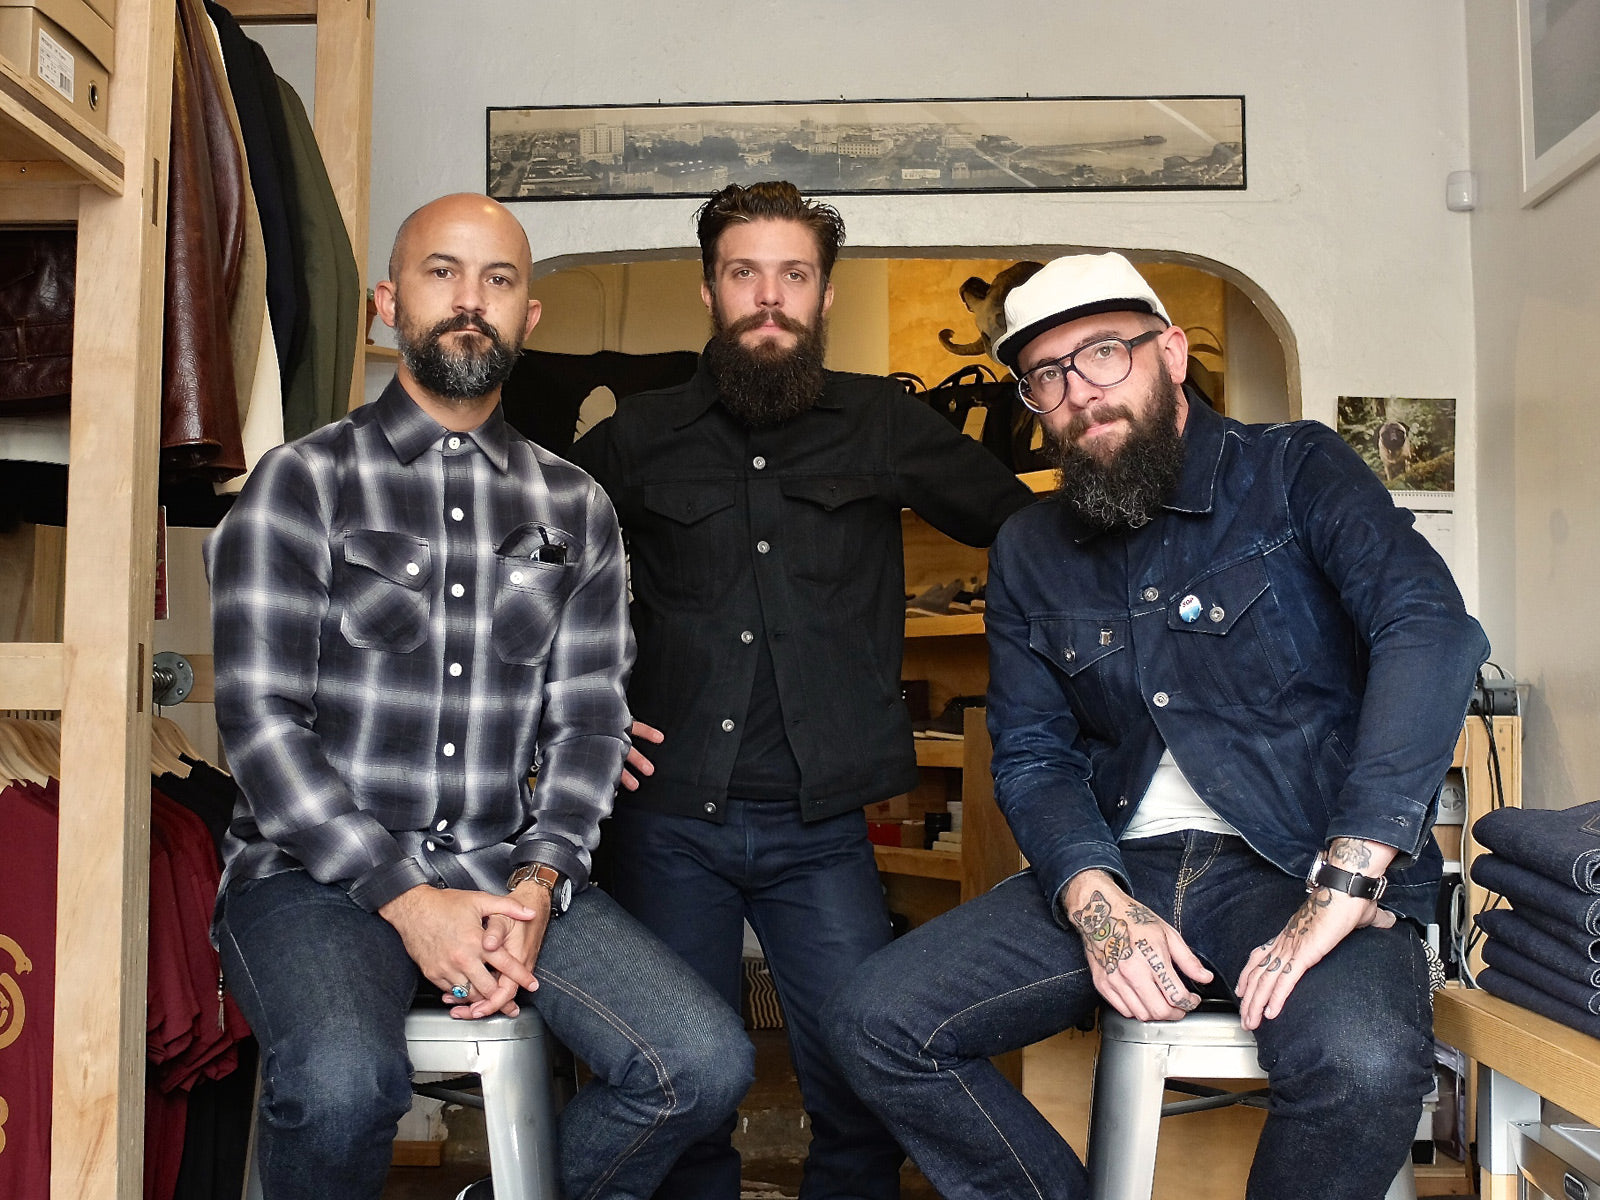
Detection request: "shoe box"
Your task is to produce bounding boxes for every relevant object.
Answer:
[0,0,114,133]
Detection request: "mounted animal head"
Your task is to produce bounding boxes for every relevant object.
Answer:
[939,260,1045,363]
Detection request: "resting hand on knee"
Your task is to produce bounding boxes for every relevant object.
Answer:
[1063,870,1212,1021]
[1237,838,1398,1030]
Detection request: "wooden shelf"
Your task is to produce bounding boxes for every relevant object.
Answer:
[0,642,65,709]
[873,844,961,881]
[905,612,984,637]
[364,343,399,361]
[221,0,319,20]
[0,55,123,194]
[1434,988,1600,1127]
[913,736,964,768]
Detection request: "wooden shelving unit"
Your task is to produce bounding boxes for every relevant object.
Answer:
[0,4,373,1196]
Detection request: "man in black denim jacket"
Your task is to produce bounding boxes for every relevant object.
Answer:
[570,181,1031,1200]
[828,252,1490,1200]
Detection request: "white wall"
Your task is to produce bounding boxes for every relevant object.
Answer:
[363,0,1480,604]
[1464,2,1600,809]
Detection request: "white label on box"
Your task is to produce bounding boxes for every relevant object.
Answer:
[36,28,75,102]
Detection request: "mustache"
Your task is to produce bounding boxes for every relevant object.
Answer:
[424,311,505,345]
[722,309,809,337]
[1063,402,1136,444]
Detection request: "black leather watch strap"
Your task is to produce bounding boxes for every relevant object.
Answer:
[1305,852,1387,902]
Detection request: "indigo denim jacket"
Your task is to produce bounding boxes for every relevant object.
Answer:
[986,397,1490,928]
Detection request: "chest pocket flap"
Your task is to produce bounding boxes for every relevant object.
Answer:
[640,481,736,526]
[342,530,432,589]
[1030,616,1129,676]
[1166,555,1269,636]
[780,474,878,511]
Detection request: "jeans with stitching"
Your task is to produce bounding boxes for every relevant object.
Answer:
[826,832,1433,1200]
[217,869,753,1200]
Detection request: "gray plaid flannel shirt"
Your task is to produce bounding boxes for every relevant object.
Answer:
[205,378,633,911]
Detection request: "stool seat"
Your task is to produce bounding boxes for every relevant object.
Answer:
[244,1005,560,1200]
[1087,1009,1417,1200]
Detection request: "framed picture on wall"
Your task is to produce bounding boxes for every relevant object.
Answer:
[485,95,1244,202]
[1517,0,1600,205]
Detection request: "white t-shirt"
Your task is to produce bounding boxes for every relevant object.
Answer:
[1119,747,1239,841]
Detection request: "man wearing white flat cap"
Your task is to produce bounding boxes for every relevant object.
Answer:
[828,252,1489,1199]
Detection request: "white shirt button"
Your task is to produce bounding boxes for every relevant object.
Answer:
[451,507,464,521]
[435,819,448,832]
[405,562,420,576]
[442,742,456,756]
[721,718,736,732]
[447,436,462,449]
[1152,692,1170,708]
[510,570,525,584]
[740,630,754,644]
[1142,586,1159,602]
[449,662,463,677]
[752,456,766,469]
[756,540,770,554]
[451,583,465,598]
[425,839,437,851]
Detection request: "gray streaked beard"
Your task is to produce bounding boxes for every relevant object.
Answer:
[1047,378,1186,533]
[398,310,521,401]
[705,307,828,428]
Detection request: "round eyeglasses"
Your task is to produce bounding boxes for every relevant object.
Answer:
[1015,330,1161,415]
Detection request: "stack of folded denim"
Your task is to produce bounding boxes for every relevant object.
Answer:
[1469,800,1600,1038]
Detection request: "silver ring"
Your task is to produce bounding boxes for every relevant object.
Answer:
[451,984,469,1000]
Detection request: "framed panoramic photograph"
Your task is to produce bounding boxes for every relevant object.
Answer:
[1517,0,1600,206]
[486,95,1245,202]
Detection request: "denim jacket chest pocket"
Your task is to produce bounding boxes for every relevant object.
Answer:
[1028,615,1136,737]
[338,530,432,652]
[493,523,582,665]
[637,481,737,604]
[1164,553,1302,706]
[779,474,879,583]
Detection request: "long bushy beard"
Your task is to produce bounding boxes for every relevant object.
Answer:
[1047,374,1187,533]
[397,309,521,402]
[705,305,828,428]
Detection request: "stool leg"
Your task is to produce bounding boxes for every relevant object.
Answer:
[1087,1038,1170,1200]
[476,1032,561,1200]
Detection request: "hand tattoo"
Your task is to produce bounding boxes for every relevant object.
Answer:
[1136,936,1197,1010]
[1125,901,1158,925]
[1327,837,1373,872]
[1070,891,1134,974]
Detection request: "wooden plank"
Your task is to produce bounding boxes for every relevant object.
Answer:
[913,737,963,769]
[904,612,985,638]
[49,0,173,1195]
[221,0,319,19]
[874,845,962,881]
[1433,989,1600,1128]
[1459,716,1521,977]
[0,179,79,219]
[0,643,65,709]
[960,708,1022,903]
[0,54,123,193]
[311,0,373,411]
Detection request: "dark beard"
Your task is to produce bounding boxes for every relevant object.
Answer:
[704,306,827,428]
[397,309,521,402]
[1047,375,1186,533]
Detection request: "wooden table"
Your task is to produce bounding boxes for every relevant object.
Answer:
[1433,988,1600,1198]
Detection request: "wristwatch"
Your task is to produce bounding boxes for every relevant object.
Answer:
[1304,851,1388,903]
[507,862,572,916]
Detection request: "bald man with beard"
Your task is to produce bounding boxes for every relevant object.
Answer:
[207,193,750,1200]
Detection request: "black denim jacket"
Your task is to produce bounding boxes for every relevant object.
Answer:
[570,357,1034,822]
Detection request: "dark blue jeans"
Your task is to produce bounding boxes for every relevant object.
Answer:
[606,800,904,1200]
[826,833,1434,1200]
[216,870,753,1200]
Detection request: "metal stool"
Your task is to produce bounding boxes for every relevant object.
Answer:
[1086,1008,1418,1200]
[244,1005,560,1200]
